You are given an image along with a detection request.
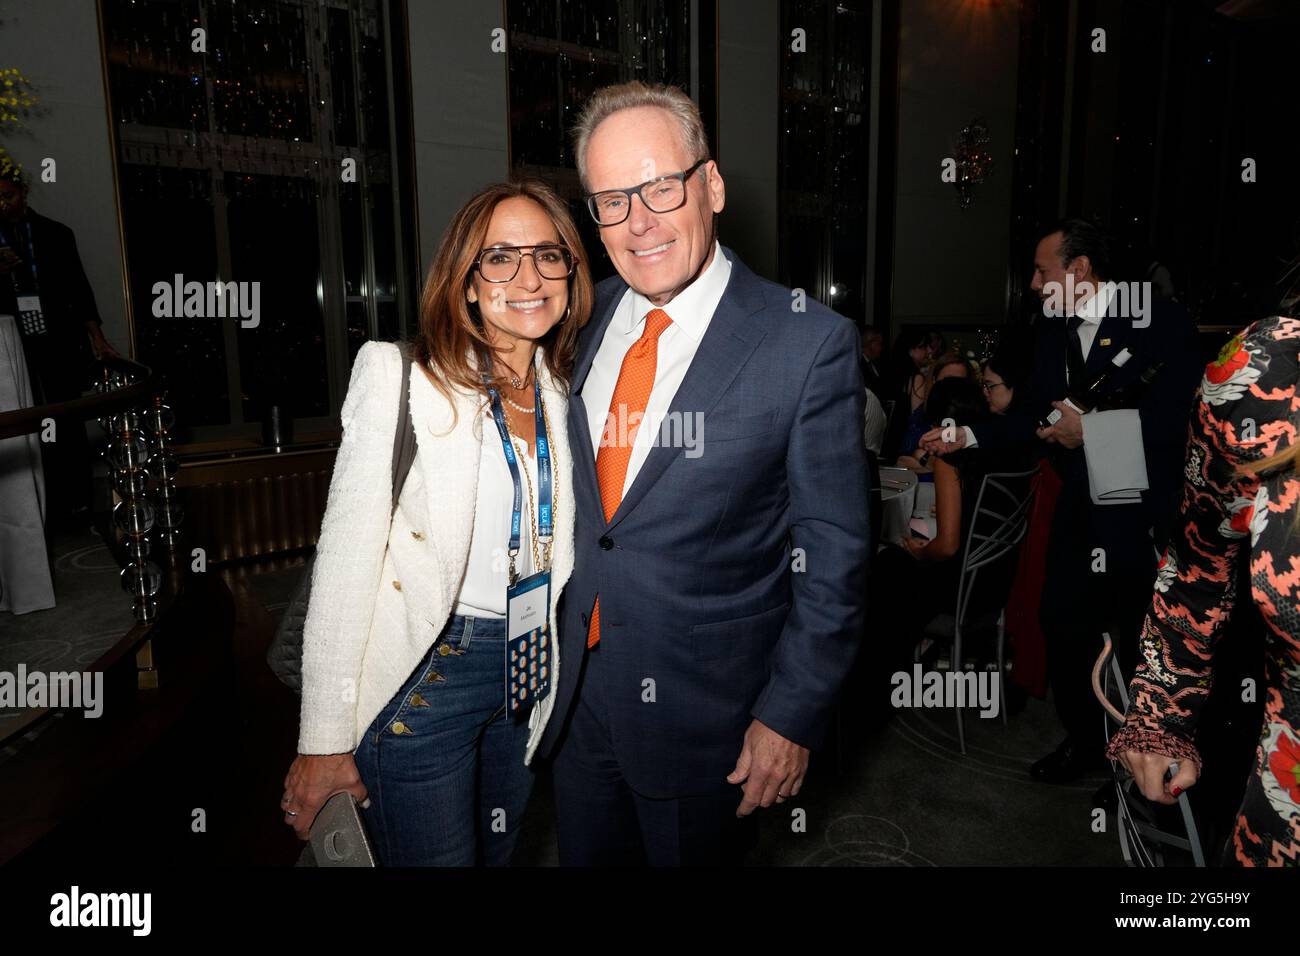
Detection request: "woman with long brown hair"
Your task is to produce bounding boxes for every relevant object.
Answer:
[1108,313,1299,865]
[280,180,592,865]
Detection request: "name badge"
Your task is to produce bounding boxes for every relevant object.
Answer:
[506,570,551,715]
[16,294,45,336]
[1098,338,1111,347]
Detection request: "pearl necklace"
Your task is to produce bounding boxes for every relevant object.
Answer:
[502,392,536,414]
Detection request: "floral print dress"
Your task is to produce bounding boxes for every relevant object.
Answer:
[1106,314,1300,866]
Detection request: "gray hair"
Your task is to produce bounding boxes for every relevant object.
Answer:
[572,81,711,189]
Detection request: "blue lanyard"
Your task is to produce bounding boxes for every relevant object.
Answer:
[0,221,37,291]
[484,370,553,571]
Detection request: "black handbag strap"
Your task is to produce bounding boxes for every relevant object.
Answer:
[390,344,418,516]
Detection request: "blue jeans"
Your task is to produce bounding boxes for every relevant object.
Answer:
[354,614,534,866]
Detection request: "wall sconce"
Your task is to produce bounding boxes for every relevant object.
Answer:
[953,119,993,209]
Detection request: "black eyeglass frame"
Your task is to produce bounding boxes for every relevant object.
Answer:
[584,158,711,226]
[470,243,578,283]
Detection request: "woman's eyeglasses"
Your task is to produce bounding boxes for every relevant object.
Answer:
[473,244,576,283]
[980,381,1008,392]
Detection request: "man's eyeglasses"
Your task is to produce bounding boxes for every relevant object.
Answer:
[585,158,710,226]
[473,244,576,283]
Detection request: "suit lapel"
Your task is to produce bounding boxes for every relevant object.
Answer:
[1085,312,1127,376]
[605,258,768,531]
[572,283,627,396]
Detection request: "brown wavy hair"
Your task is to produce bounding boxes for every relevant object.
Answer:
[410,180,592,405]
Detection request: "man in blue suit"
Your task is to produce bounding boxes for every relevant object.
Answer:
[536,81,869,865]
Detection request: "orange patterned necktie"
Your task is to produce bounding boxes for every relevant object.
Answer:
[588,307,673,648]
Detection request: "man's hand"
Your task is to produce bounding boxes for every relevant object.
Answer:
[919,426,966,457]
[0,247,20,274]
[1036,401,1083,448]
[727,718,809,816]
[85,323,120,361]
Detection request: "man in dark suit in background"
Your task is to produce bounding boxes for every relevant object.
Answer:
[921,218,1203,784]
[0,156,118,529]
[538,82,869,865]
[859,324,886,399]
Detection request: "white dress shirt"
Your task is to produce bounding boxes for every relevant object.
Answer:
[454,413,539,619]
[863,387,886,456]
[1070,281,1114,372]
[583,240,732,498]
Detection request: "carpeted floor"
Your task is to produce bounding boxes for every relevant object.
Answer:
[0,526,137,747]
[3,533,1207,866]
[508,691,1120,867]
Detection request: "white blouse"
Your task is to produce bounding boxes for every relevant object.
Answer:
[452,409,541,618]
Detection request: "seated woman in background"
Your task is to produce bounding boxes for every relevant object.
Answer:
[979,347,1029,418]
[882,328,932,459]
[897,352,973,472]
[870,377,1031,674]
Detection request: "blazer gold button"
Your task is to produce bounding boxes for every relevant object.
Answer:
[410,531,425,541]
[392,580,402,591]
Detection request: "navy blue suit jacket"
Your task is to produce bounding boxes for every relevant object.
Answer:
[538,248,870,798]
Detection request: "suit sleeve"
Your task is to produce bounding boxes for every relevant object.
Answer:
[298,341,402,754]
[751,318,870,749]
[61,226,103,329]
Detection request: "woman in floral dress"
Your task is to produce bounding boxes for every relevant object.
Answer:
[1107,313,1299,866]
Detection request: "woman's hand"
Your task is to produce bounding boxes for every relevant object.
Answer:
[281,753,369,840]
[1115,750,1199,805]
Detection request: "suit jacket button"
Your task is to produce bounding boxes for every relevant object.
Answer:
[599,536,613,550]
[410,530,424,541]
[392,580,402,591]
[580,612,589,628]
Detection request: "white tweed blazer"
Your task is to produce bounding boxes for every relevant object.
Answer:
[296,341,575,764]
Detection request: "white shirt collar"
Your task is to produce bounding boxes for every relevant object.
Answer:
[1074,281,1114,326]
[623,240,731,342]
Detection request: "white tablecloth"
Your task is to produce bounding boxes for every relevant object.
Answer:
[878,466,938,546]
[0,313,55,614]
[878,466,917,547]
